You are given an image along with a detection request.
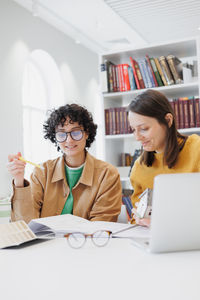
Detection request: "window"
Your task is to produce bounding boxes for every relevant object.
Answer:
[22,50,64,178]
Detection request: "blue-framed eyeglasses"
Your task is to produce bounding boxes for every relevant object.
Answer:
[55,130,84,142]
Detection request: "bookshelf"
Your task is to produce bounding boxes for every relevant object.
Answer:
[98,37,200,184]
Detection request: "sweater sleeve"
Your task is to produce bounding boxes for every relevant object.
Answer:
[130,159,144,207]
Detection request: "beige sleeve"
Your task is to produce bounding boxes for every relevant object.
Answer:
[11,180,35,223]
[11,167,45,223]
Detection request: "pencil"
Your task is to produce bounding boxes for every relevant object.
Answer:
[19,156,44,169]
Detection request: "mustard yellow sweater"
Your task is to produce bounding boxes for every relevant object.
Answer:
[130,134,200,206]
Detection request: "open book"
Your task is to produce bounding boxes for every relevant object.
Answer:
[0,214,150,249]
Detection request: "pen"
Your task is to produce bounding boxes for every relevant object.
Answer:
[19,156,44,169]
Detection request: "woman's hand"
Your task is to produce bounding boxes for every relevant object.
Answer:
[135,217,151,227]
[7,152,26,187]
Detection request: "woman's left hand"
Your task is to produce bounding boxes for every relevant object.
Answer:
[135,217,151,227]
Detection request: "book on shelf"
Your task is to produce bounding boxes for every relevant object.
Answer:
[169,97,200,129]
[144,57,156,87]
[104,109,110,135]
[154,57,168,86]
[104,107,132,135]
[145,55,158,87]
[110,107,116,134]
[194,97,200,127]
[122,64,131,91]
[179,97,190,128]
[107,61,115,92]
[138,58,151,88]
[115,107,120,134]
[159,56,175,85]
[128,66,137,90]
[149,57,164,86]
[100,63,109,93]
[129,57,145,89]
[188,97,196,128]
[173,98,180,129]
[166,55,183,84]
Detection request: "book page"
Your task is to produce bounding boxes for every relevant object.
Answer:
[29,214,134,236]
[0,220,37,249]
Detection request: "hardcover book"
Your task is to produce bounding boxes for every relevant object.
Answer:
[138,58,150,88]
[159,56,175,85]
[130,57,145,89]
[154,57,167,86]
[128,66,137,90]
[149,57,164,86]
[145,55,158,87]
[166,55,183,84]
[122,64,131,91]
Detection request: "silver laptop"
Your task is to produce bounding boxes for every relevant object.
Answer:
[131,173,200,253]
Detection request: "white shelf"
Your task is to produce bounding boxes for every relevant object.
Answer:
[105,133,133,139]
[99,37,200,173]
[103,81,199,102]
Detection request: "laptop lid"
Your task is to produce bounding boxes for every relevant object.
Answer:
[149,172,200,253]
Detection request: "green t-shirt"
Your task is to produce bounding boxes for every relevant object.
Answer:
[61,164,84,215]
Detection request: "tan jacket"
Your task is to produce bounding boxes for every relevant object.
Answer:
[11,152,122,223]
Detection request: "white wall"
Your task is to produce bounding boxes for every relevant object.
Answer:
[0,0,99,197]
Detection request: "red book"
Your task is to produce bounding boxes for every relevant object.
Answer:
[122,64,131,91]
[116,65,124,92]
[129,57,145,89]
[145,55,158,87]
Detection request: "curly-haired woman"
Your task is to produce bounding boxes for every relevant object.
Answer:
[7,104,122,223]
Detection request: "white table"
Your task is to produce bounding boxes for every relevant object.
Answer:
[0,237,199,300]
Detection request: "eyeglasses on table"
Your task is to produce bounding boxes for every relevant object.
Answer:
[64,230,112,249]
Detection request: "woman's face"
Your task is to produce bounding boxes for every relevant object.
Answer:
[56,118,88,159]
[128,111,168,153]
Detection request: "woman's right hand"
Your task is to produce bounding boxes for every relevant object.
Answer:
[7,152,26,187]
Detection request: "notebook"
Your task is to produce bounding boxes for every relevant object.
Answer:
[131,172,200,253]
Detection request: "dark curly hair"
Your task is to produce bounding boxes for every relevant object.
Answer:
[43,103,97,151]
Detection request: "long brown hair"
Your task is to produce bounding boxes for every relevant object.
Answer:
[128,89,187,168]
